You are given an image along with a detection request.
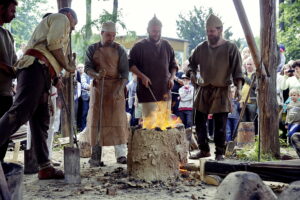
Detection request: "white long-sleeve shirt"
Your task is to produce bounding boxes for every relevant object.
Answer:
[178,84,194,110]
[280,75,300,91]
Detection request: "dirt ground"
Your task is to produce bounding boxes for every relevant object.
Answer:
[4,143,295,200]
[5,145,217,200]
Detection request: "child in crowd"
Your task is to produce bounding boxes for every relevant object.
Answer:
[226,85,240,141]
[285,88,300,138]
[178,75,197,149]
[284,88,300,157]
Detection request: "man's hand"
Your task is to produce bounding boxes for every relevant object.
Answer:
[168,77,174,90]
[235,88,242,101]
[97,69,106,79]
[190,72,197,86]
[141,74,152,88]
[66,52,76,73]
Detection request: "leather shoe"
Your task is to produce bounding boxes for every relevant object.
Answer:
[38,166,64,180]
[189,151,211,160]
[117,156,127,164]
[215,155,224,161]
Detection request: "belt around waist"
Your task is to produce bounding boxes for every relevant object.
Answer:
[25,49,56,79]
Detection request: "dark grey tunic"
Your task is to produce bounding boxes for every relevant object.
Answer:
[129,38,178,103]
[0,27,17,96]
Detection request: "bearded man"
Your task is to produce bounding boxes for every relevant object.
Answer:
[129,15,178,119]
[85,21,129,166]
[0,0,18,163]
[187,14,244,161]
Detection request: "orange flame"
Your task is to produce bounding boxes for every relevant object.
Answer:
[142,101,182,130]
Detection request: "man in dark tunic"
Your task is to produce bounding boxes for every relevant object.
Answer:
[129,15,178,120]
[187,14,244,160]
[0,0,18,163]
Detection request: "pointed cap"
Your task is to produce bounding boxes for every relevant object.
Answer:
[206,14,222,29]
[148,15,162,28]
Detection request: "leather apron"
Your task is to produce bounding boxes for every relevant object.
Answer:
[87,45,129,146]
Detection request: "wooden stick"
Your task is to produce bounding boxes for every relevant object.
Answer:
[232,0,269,77]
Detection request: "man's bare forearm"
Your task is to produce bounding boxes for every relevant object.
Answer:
[50,48,74,72]
[130,65,145,79]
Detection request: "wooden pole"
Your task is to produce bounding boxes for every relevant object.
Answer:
[232,0,269,77]
[258,0,280,157]
[57,0,72,138]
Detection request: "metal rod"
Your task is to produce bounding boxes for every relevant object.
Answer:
[96,76,105,146]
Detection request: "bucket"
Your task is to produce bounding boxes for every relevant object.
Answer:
[2,162,23,200]
[237,122,255,147]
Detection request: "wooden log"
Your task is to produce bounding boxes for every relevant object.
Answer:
[236,122,255,147]
[204,159,300,183]
[128,127,188,181]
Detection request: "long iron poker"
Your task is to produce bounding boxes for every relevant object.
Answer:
[148,86,161,112]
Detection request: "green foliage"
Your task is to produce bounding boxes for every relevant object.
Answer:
[10,0,48,47]
[176,6,212,53]
[176,6,240,54]
[278,0,300,61]
[236,136,277,162]
[73,8,127,63]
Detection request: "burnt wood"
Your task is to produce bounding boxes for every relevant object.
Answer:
[204,159,300,183]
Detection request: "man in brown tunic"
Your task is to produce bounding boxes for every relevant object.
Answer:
[85,21,129,166]
[187,14,244,160]
[0,0,17,163]
[129,16,178,118]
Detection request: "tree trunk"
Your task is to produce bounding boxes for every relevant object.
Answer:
[128,127,188,181]
[56,0,72,137]
[258,0,280,157]
[85,0,92,40]
[57,0,72,9]
[112,0,118,23]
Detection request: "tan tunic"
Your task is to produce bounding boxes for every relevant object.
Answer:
[87,44,129,146]
[188,41,244,114]
[14,13,70,75]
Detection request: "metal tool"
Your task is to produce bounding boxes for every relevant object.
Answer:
[90,70,106,167]
[64,34,80,184]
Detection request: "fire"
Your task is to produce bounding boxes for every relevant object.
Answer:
[142,101,182,130]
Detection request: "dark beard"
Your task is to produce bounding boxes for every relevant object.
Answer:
[3,11,14,23]
[208,35,220,45]
[149,36,160,43]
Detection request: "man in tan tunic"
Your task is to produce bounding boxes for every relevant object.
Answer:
[0,7,77,179]
[187,14,244,160]
[85,22,129,166]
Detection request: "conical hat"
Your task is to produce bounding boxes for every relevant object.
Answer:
[206,14,222,29]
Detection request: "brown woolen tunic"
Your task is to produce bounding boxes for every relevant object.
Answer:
[188,41,244,114]
[129,38,178,103]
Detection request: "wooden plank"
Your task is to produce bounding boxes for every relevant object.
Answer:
[0,164,11,200]
[204,160,300,183]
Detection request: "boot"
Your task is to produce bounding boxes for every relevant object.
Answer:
[89,145,104,167]
[38,166,64,179]
[186,128,198,150]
